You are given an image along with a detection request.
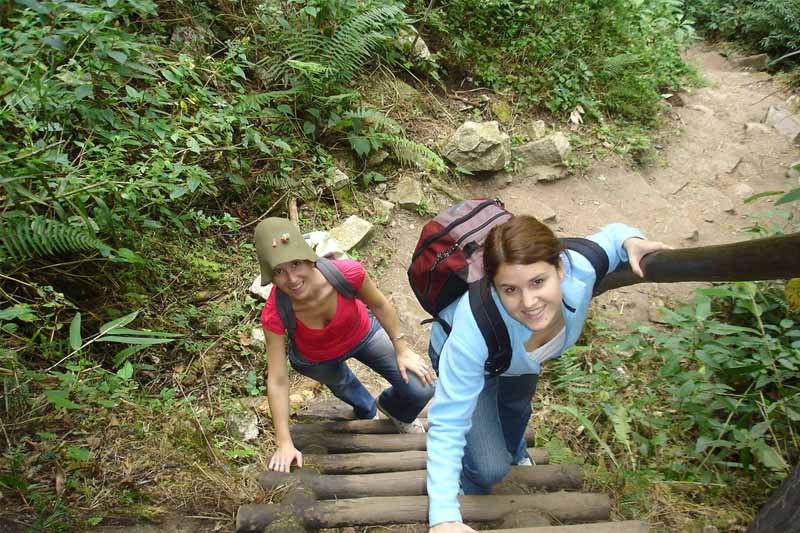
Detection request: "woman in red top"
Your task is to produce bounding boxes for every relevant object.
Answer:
[255,218,435,473]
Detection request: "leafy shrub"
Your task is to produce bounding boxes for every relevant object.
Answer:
[412,0,694,121]
[549,280,798,487]
[0,0,441,268]
[685,0,800,61]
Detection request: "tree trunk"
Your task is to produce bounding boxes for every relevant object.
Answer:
[747,464,800,533]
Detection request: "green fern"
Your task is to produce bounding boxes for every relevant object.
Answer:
[340,107,401,133]
[233,88,304,114]
[264,5,409,87]
[379,135,446,173]
[0,217,111,264]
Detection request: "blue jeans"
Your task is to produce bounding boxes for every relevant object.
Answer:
[460,374,538,494]
[288,316,434,423]
[429,344,536,494]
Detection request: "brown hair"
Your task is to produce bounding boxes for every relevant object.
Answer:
[483,215,564,281]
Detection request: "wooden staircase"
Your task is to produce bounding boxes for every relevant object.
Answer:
[236,400,649,533]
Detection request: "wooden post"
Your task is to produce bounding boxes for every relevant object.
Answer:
[595,233,800,296]
[291,427,536,454]
[258,464,581,499]
[236,493,610,532]
[303,448,550,474]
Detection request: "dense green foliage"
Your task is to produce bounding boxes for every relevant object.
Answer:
[685,0,800,62]
[412,0,694,121]
[0,0,440,267]
[541,279,799,523]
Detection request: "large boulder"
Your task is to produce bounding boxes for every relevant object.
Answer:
[765,106,800,144]
[442,121,511,172]
[328,215,374,251]
[512,132,571,167]
[731,53,769,71]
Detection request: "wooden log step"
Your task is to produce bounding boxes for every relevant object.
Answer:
[292,427,535,454]
[236,493,610,532]
[294,399,430,421]
[487,521,650,533]
[258,464,581,499]
[303,448,550,474]
[291,418,430,435]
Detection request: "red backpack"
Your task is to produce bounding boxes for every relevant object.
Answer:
[408,199,609,375]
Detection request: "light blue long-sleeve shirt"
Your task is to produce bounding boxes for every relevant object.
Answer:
[426,223,644,526]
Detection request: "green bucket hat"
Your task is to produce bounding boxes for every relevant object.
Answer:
[255,218,318,285]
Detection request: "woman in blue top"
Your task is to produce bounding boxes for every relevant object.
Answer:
[426,215,670,533]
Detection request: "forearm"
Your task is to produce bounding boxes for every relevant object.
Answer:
[369,299,408,353]
[266,377,293,446]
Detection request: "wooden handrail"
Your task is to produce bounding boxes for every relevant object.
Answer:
[595,233,800,295]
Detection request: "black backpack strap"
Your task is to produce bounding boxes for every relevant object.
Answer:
[315,256,357,299]
[468,278,512,376]
[561,237,609,292]
[275,257,357,336]
[275,289,297,337]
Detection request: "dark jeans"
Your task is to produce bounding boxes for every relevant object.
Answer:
[288,315,434,422]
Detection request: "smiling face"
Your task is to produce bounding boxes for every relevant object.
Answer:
[272,259,316,300]
[493,260,565,338]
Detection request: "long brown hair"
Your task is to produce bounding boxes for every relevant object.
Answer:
[483,215,564,281]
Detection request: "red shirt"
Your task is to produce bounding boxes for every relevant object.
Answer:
[261,259,371,362]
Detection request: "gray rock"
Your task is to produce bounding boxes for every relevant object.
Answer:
[367,150,390,167]
[734,183,755,198]
[531,165,568,182]
[373,198,395,220]
[330,168,350,190]
[389,176,425,210]
[250,275,272,300]
[328,215,374,251]
[665,93,686,107]
[442,121,511,172]
[490,100,513,125]
[239,396,269,411]
[788,95,800,114]
[398,33,431,60]
[744,122,772,136]
[732,53,769,71]
[787,161,800,180]
[684,228,700,242]
[517,120,547,141]
[304,230,348,260]
[250,326,266,351]
[512,133,571,167]
[227,411,259,441]
[764,106,800,144]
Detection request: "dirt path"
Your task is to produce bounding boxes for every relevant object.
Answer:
[340,42,800,398]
